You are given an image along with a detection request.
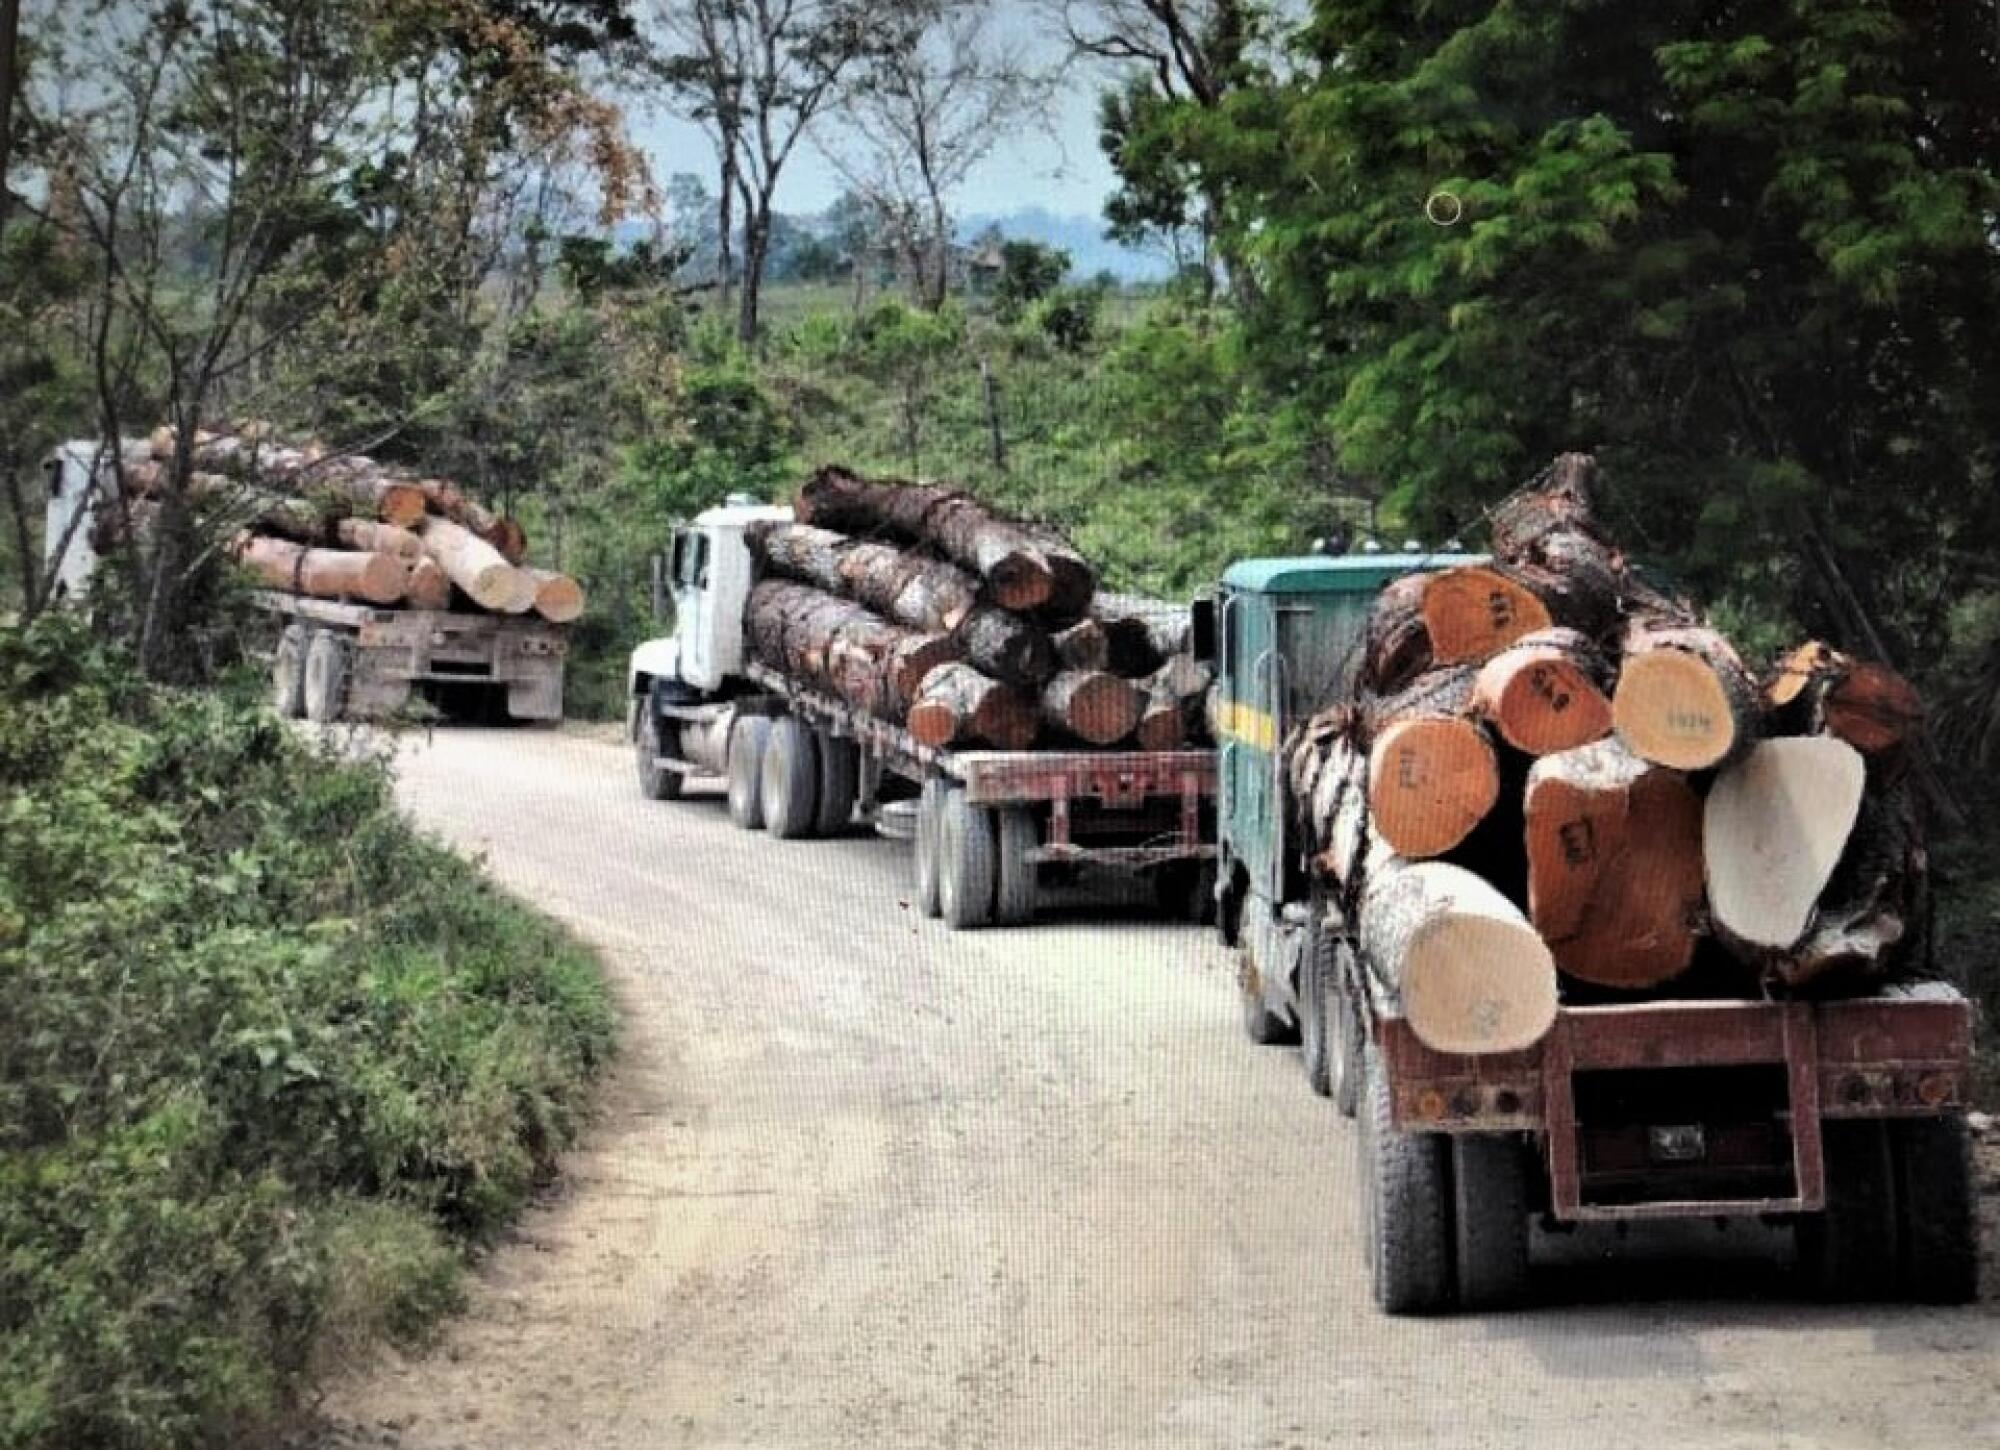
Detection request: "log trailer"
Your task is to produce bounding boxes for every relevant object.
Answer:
[627,501,1216,928]
[43,441,567,724]
[1206,554,1980,1313]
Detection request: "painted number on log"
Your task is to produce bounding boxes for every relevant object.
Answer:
[1528,663,1571,714]
[1666,708,1713,735]
[1396,745,1425,791]
[1487,591,1515,629]
[1558,818,1596,868]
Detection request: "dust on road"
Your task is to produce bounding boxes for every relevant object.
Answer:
[307,726,1999,1450]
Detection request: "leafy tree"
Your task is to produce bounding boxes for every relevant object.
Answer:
[994,239,1070,320]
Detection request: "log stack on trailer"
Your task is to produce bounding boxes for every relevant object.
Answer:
[740,464,1214,754]
[1286,453,1929,1057]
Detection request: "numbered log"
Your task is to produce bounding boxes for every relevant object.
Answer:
[1419,565,1555,665]
[907,663,1039,750]
[1471,627,1613,756]
[1704,736,1867,954]
[1613,617,1759,769]
[1524,739,1705,989]
[1366,667,1500,859]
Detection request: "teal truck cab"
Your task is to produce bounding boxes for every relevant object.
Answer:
[1203,554,1978,1315]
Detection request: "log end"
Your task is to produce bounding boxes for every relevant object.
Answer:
[1703,736,1867,951]
[377,483,429,529]
[1420,566,1554,665]
[1401,908,1559,1055]
[1367,716,1500,858]
[1474,642,1613,756]
[1612,648,1744,770]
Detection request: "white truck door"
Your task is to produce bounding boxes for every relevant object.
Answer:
[42,442,107,602]
[671,526,717,690]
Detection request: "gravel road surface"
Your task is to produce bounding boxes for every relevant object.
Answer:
[310,725,1999,1450]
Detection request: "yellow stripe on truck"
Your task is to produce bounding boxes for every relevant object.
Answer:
[1217,699,1277,751]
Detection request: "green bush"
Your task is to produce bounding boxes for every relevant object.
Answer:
[0,615,614,1450]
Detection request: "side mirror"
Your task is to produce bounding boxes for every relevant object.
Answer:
[1190,594,1217,665]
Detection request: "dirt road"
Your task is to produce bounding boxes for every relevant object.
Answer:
[313,726,1998,1450]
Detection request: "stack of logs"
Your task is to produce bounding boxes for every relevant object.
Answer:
[112,425,583,623]
[743,465,1212,753]
[1287,453,1927,1057]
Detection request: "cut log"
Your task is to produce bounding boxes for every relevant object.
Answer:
[233,536,408,605]
[796,464,1077,612]
[1363,571,1434,695]
[418,480,526,562]
[1487,452,1606,560]
[1366,667,1500,859]
[1359,858,1560,1055]
[1042,669,1143,745]
[1524,739,1705,989]
[1704,736,1867,954]
[1145,655,1214,745]
[418,517,533,613]
[1134,686,1187,751]
[173,431,431,528]
[1032,527,1098,624]
[1419,565,1555,665]
[1053,619,1110,673]
[1093,592,1190,664]
[405,556,453,611]
[1765,641,1922,754]
[1613,617,1759,769]
[1781,784,1924,987]
[1471,627,1614,756]
[907,663,1039,750]
[746,579,958,720]
[334,517,424,562]
[522,567,585,624]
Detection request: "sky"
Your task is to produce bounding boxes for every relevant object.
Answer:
[626,6,1121,221]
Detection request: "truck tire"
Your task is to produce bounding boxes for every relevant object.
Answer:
[993,806,1039,926]
[914,777,947,918]
[814,731,860,836]
[937,788,996,930]
[1358,1045,1454,1315]
[272,625,309,719]
[1453,1134,1534,1310]
[760,716,819,840]
[636,704,684,801]
[1329,940,1364,1120]
[302,631,349,723]
[1798,1119,1899,1301]
[726,716,771,830]
[1892,1113,1978,1304]
[1299,920,1334,1098]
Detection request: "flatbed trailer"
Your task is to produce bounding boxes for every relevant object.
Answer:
[256,590,567,723]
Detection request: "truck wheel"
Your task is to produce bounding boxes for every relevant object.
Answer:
[726,717,771,830]
[914,778,947,918]
[760,716,820,840]
[1453,1134,1534,1310]
[302,632,349,723]
[937,788,996,929]
[1798,1119,1899,1301]
[993,806,1039,926]
[272,625,309,719]
[1329,941,1364,1119]
[1892,1113,1978,1304]
[814,731,859,836]
[1358,1045,1454,1315]
[636,705,684,801]
[1300,920,1334,1098]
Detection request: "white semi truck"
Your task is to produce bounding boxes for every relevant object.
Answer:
[627,500,1218,929]
[44,440,567,723]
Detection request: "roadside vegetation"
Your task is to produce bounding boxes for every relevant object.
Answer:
[0,614,615,1450]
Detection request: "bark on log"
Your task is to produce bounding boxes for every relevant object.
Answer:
[1364,571,1434,695]
[1031,526,1098,624]
[1091,608,1163,677]
[1053,619,1110,673]
[907,662,1039,749]
[1419,565,1556,665]
[1042,669,1143,745]
[1358,858,1560,1055]
[175,432,430,527]
[1765,641,1922,754]
[1145,655,1214,745]
[1613,617,1760,769]
[1524,739,1705,989]
[1487,452,1606,560]
[418,517,534,613]
[334,517,424,562]
[747,579,959,719]
[1134,686,1187,751]
[405,556,453,611]
[1781,783,1924,987]
[1471,627,1614,756]
[796,464,1082,612]
[1093,592,1191,663]
[233,536,408,605]
[522,567,585,624]
[418,480,526,563]
[1704,736,1867,955]
[1366,667,1500,859]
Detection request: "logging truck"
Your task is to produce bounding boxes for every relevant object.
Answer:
[627,500,1216,927]
[44,440,568,723]
[1208,553,1979,1314]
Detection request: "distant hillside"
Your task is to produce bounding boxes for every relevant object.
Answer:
[957,207,1174,283]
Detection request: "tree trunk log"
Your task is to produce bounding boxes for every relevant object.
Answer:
[1364,571,1434,695]
[795,464,1087,612]
[1766,640,1922,754]
[1704,736,1866,955]
[418,517,533,613]
[419,480,525,563]
[334,518,424,562]
[907,662,1039,749]
[522,567,585,624]
[1041,669,1143,745]
[1358,858,1560,1055]
[1366,667,1500,859]
[1781,783,1924,987]
[405,556,453,611]
[1613,617,1760,769]
[746,579,959,719]
[1134,686,1187,751]
[1524,739,1705,989]
[1471,627,1613,756]
[1419,565,1556,665]
[1093,592,1190,662]
[1487,452,1605,560]
[233,536,408,605]
[1053,619,1109,672]
[175,432,430,528]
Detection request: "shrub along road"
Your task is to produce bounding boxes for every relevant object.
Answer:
[312,726,1999,1450]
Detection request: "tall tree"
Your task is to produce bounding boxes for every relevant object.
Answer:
[0,0,19,233]
[823,1,1046,310]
